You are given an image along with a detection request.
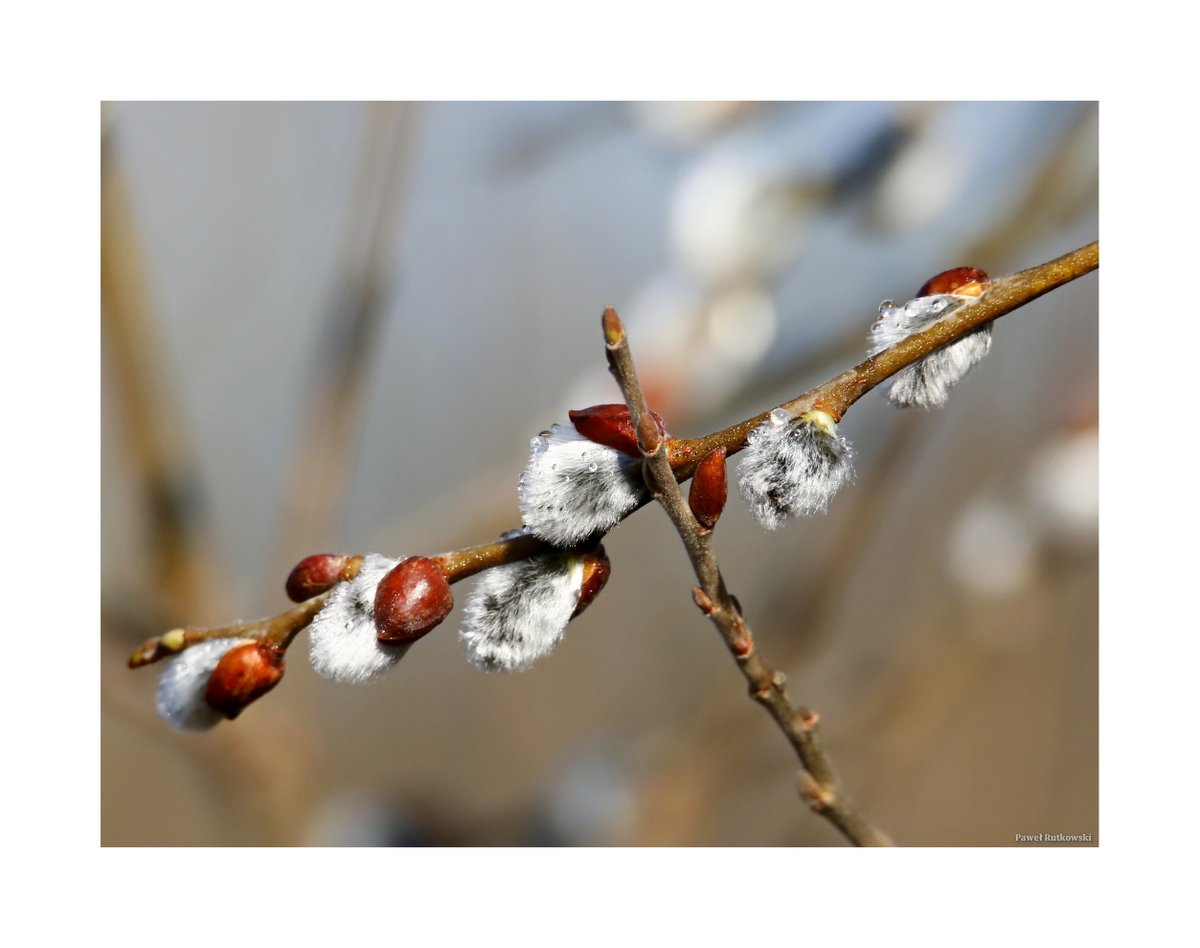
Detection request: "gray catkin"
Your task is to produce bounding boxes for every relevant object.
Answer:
[460,553,584,671]
[518,423,647,546]
[737,410,854,530]
[869,294,992,408]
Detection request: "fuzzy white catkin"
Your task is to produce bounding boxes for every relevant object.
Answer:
[460,554,584,671]
[308,553,410,684]
[518,423,646,547]
[156,637,246,731]
[737,409,854,530]
[870,295,992,408]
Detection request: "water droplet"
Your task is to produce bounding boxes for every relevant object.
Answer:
[588,462,598,473]
[904,297,942,320]
[551,463,557,470]
[878,299,895,317]
[769,407,790,427]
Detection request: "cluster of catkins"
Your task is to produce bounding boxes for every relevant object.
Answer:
[154,268,991,730]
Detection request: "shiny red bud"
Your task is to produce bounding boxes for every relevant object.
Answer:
[688,447,728,529]
[204,643,285,720]
[569,404,668,457]
[286,553,351,602]
[572,546,611,619]
[917,266,989,298]
[374,557,454,644]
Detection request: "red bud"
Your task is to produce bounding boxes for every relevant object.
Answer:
[286,553,351,602]
[374,557,454,643]
[572,546,611,619]
[917,266,989,298]
[688,447,728,529]
[569,404,668,457]
[204,643,285,720]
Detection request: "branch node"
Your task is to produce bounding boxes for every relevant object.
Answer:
[636,410,663,456]
[797,770,836,811]
[692,586,717,615]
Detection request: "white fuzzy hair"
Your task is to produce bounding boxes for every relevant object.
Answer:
[518,424,646,547]
[737,410,854,530]
[308,553,411,684]
[870,295,992,408]
[460,554,584,671]
[156,637,246,731]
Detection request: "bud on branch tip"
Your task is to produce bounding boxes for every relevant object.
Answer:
[602,306,624,347]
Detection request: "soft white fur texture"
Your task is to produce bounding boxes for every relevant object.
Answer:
[308,554,410,684]
[737,409,854,530]
[460,554,584,671]
[870,295,992,408]
[518,424,646,547]
[156,637,246,731]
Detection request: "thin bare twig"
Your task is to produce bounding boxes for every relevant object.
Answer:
[602,307,893,847]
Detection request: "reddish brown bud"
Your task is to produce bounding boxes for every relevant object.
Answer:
[688,447,728,529]
[917,266,989,298]
[569,404,668,457]
[286,553,351,602]
[374,556,454,644]
[204,642,285,720]
[602,307,624,347]
[572,546,611,619]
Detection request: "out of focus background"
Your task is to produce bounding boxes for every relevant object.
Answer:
[101,102,1098,847]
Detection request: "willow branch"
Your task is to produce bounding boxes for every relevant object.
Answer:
[128,534,554,668]
[668,240,1098,475]
[604,307,892,847]
[131,238,1098,743]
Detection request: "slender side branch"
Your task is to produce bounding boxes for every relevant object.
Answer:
[128,591,337,668]
[128,533,559,668]
[604,308,893,846]
[668,240,1098,475]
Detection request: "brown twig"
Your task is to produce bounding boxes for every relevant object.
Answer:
[602,306,893,846]
[132,242,1098,686]
[667,240,1099,475]
[128,589,339,668]
[129,242,1098,842]
[128,533,554,668]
